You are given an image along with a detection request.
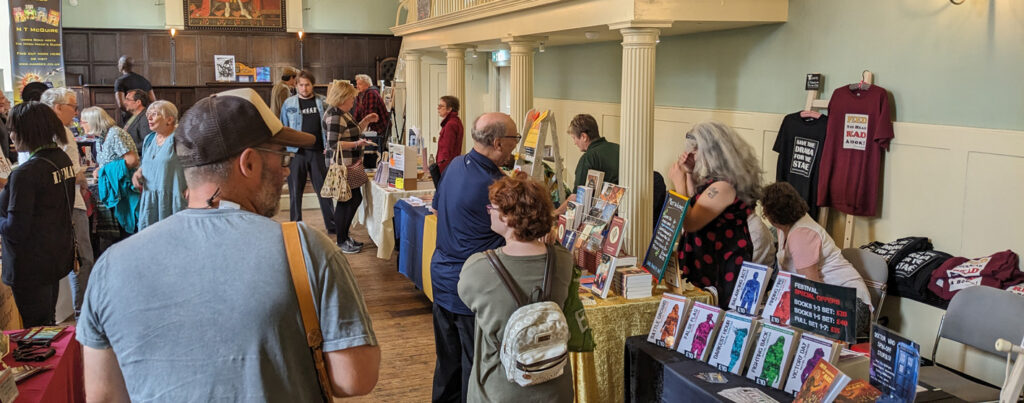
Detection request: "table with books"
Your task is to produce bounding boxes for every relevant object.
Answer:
[357,180,434,259]
[2,326,84,403]
[394,199,432,292]
[571,287,712,403]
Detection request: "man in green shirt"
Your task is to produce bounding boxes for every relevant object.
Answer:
[556,114,619,214]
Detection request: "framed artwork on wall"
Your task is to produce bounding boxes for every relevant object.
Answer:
[214,55,236,82]
[184,0,286,31]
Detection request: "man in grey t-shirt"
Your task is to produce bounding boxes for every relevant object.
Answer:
[78,88,380,401]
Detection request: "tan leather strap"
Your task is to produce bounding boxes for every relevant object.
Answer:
[282,222,334,401]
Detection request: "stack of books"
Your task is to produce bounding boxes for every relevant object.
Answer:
[612,268,653,299]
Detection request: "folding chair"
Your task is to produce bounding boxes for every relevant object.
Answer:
[841,248,888,324]
[920,286,1024,402]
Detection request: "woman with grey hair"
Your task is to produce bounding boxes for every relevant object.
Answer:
[132,100,186,230]
[667,120,764,309]
[80,107,139,174]
[82,106,141,236]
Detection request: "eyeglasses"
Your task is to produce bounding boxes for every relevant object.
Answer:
[60,103,79,112]
[252,147,295,167]
[503,135,522,142]
[486,204,497,213]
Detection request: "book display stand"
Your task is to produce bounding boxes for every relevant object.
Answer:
[514,109,566,204]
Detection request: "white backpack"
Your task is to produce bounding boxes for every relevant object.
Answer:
[485,246,570,387]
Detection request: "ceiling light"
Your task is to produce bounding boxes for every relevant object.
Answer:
[584,31,598,40]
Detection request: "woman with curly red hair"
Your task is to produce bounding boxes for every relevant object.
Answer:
[457,172,574,402]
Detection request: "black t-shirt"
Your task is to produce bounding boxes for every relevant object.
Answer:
[773,113,828,218]
[114,72,153,94]
[0,148,75,287]
[298,97,324,151]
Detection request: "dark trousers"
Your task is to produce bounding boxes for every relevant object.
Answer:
[432,303,475,403]
[334,187,363,245]
[12,282,60,327]
[288,148,336,232]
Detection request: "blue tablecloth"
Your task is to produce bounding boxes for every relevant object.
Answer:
[394,200,432,290]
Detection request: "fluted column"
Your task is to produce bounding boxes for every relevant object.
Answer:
[502,37,544,128]
[612,24,664,256]
[441,45,468,115]
[403,50,423,141]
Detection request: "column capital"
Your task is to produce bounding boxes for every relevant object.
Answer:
[440,44,474,51]
[402,50,423,60]
[608,20,673,30]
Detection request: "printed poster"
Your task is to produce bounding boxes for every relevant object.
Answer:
[9,0,65,103]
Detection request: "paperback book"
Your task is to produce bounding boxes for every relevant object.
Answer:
[784,332,844,395]
[612,267,653,299]
[599,183,627,204]
[728,262,773,316]
[835,380,882,403]
[576,185,595,215]
[556,215,567,243]
[591,254,616,298]
[676,301,723,361]
[746,323,799,389]
[647,293,694,349]
[763,271,803,326]
[707,311,759,375]
[794,360,851,403]
[566,201,582,230]
[562,231,578,252]
[586,169,605,194]
[601,217,627,257]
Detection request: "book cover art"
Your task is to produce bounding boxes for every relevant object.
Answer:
[562,231,578,252]
[591,254,616,298]
[794,360,851,403]
[763,271,803,326]
[784,332,843,395]
[601,217,626,257]
[746,323,799,389]
[707,311,758,375]
[586,169,605,192]
[870,324,920,403]
[599,183,627,204]
[835,379,882,403]
[588,200,607,220]
[557,215,567,243]
[676,301,723,361]
[647,293,693,349]
[728,262,774,315]
[576,186,594,214]
[600,203,618,222]
[566,201,581,230]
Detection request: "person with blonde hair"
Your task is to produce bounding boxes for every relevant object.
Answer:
[323,80,378,253]
[667,120,764,308]
[81,106,141,236]
[133,100,187,230]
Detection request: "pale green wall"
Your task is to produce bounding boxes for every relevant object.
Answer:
[535,0,1024,131]
[62,0,165,29]
[302,0,398,35]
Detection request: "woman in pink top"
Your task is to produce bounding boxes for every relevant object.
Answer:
[761,182,872,335]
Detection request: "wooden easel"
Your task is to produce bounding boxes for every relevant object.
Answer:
[802,70,874,248]
[514,110,567,203]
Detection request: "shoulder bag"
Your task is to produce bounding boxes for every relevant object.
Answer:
[320,143,352,202]
[282,222,335,401]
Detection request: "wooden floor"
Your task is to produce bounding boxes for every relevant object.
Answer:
[274,208,437,402]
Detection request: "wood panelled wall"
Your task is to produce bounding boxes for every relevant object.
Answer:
[63,29,403,86]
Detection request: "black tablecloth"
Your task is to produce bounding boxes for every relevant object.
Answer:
[624,335,795,402]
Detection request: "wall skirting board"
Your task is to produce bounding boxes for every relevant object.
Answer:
[536,96,1022,386]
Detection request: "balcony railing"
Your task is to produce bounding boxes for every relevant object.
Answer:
[396,0,563,28]
[430,0,499,17]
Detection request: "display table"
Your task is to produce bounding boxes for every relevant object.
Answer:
[624,335,793,402]
[3,326,84,403]
[357,181,434,259]
[572,288,712,403]
[394,200,432,291]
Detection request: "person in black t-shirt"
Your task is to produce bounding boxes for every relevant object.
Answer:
[0,102,76,327]
[114,56,157,125]
[278,71,336,233]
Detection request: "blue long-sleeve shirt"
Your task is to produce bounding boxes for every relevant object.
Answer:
[431,149,505,315]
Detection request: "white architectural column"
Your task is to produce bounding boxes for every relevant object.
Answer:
[611,23,666,256]
[403,50,423,140]
[502,36,544,128]
[441,45,468,115]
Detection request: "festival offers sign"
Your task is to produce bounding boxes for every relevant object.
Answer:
[9,0,65,103]
[789,277,859,343]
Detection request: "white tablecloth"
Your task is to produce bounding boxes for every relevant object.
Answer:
[357,181,435,259]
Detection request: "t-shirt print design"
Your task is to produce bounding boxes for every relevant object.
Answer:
[300,106,319,115]
[789,137,819,178]
[843,114,869,151]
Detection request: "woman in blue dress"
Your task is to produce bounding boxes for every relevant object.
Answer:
[132,100,186,230]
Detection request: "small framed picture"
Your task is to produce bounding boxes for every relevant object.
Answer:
[214,55,236,82]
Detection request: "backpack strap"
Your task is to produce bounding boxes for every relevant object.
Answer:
[485,249,526,308]
[541,244,555,302]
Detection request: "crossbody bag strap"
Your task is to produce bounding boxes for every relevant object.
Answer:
[281,222,335,401]
[36,155,79,265]
[485,249,526,308]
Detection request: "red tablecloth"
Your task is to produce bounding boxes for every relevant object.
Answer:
[3,326,84,403]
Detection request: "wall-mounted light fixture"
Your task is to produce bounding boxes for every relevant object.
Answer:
[170,28,177,85]
[539,42,546,53]
[298,32,305,70]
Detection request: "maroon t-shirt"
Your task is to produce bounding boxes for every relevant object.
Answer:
[816,85,894,216]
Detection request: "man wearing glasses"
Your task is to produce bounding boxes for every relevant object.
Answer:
[36,87,94,319]
[429,112,518,402]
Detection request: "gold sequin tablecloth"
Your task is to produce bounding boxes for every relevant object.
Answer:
[571,288,712,403]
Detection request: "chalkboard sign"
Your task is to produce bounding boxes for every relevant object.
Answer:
[805,73,823,91]
[869,324,920,402]
[642,190,689,282]
[789,277,858,343]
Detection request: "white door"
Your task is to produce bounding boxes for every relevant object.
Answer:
[497,66,511,115]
